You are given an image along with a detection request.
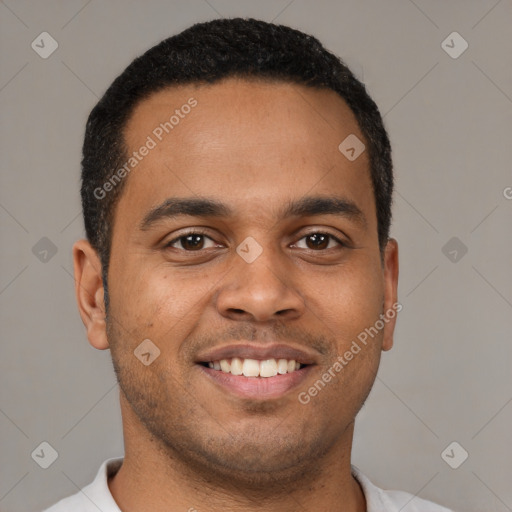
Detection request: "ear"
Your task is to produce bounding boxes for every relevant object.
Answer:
[381,238,399,352]
[72,239,109,350]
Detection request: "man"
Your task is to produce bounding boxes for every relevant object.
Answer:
[44,17,453,512]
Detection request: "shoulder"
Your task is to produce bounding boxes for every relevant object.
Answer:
[351,465,455,512]
[41,458,123,512]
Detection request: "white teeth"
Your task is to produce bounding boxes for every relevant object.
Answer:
[230,357,243,376]
[277,359,288,374]
[260,359,278,377]
[207,357,303,377]
[242,358,260,377]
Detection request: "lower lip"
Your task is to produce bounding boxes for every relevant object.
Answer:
[197,365,314,400]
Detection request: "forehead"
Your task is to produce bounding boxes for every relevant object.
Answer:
[124,77,364,153]
[117,77,375,230]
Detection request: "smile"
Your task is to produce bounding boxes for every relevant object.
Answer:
[195,343,317,399]
[203,357,304,378]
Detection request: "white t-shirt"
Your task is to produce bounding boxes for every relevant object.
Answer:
[42,457,454,512]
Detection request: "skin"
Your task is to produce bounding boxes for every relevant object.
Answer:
[73,77,399,512]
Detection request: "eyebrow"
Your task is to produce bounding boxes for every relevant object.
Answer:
[140,195,367,231]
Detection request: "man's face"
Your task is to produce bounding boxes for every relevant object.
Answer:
[104,78,398,483]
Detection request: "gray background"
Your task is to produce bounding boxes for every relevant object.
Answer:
[1,1,511,511]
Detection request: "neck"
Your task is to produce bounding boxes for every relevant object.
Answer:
[109,392,366,512]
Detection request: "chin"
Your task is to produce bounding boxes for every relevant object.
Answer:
[160,425,332,490]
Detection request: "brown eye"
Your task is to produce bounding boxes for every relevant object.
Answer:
[179,234,205,250]
[306,233,329,250]
[166,232,217,251]
[295,233,344,251]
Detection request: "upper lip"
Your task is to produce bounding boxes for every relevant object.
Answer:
[196,343,318,365]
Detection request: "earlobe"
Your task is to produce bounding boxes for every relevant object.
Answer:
[72,239,109,350]
[381,238,399,352]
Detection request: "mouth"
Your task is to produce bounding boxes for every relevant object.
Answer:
[199,357,305,377]
[195,344,317,399]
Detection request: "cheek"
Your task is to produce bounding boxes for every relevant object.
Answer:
[111,264,216,338]
[306,260,384,339]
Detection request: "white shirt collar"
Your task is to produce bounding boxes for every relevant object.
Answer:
[44,457,453,512]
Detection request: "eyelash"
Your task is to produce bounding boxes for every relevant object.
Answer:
[164,229,346,252]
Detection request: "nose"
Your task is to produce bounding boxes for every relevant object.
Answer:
[215,245,305,323]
